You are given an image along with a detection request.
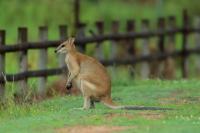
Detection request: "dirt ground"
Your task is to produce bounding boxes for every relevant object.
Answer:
[56,126,133,133]
[159,89,200,105]
[55,112,163,133]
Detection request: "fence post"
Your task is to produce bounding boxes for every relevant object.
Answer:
[17,27,28,98]
[182,9,190,78]
[0,30,5,100]
[110,20,119,60]
[59,25,68,69]
[94,21,104,60]
[168,16,176,52]
[194,17,200,74]
[74,0,80,33]
[157,17,166,78]
[126,19,136,77]
[76,23,86,53]
[162,16,176,79]
[38,26,48,96]
[141,19,150,79]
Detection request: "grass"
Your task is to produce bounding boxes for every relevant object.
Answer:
[1,78,200,133]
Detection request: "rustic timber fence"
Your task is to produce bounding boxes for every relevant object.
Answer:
[1,10,200,98]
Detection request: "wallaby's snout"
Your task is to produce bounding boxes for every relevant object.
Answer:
[54,50,57,53]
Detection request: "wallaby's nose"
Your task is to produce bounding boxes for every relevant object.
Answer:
[54,50,57,53]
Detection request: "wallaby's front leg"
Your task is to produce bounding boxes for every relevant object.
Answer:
[67,70,79,83]
[66,72,72,90]
[66,82,72,90]
[67,72,71,80]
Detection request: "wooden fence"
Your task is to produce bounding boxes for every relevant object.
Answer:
[1,10,200,98]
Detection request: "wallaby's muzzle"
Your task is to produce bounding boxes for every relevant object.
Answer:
[55,44,67,54]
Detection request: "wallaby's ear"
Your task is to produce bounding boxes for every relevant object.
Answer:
[70,37,75,45]
[69,37,75,49]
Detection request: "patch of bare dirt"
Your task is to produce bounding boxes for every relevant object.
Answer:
[159,89,200,105]
[104,112,134,120]
[56,126,133,133]
[170,89,184,97]
[104,112,163,121]
[139,112,164,120]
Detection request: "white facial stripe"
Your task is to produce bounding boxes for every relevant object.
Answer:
[55,43,67,53]
[57,48,66,53]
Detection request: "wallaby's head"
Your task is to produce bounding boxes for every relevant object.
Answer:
[54,37,76,54]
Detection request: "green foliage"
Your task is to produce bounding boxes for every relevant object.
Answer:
[1,0,200,44]
[0,0,73,43]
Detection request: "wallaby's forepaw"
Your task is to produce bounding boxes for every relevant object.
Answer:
[66,82,72,90]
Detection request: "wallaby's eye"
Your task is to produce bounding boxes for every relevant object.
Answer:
[61,45,65,47]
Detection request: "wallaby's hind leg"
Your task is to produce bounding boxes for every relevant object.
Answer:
[83,96,91,109]
[73,96,91,110]
[79,79,94,110]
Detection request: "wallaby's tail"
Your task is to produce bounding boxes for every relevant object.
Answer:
[101,97,123,109]
[101,97,172,110]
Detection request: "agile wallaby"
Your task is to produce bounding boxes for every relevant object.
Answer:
[55,37,171,110]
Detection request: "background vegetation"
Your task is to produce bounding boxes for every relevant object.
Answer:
[2,0,200,75]
[1,0,200,43]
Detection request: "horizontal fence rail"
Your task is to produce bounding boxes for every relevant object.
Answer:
[1,28,200,53]
[1,47,200,83]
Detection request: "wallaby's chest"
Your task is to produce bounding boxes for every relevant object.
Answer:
[65,54,70,64]
[65,54,79,70]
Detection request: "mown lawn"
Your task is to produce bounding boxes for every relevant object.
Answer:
[0,79,200,133]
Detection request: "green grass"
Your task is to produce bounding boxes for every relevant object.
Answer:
[1,79,200,133]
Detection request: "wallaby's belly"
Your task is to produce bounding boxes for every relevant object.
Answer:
[80,62,110,85]
[73,60,111,97]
